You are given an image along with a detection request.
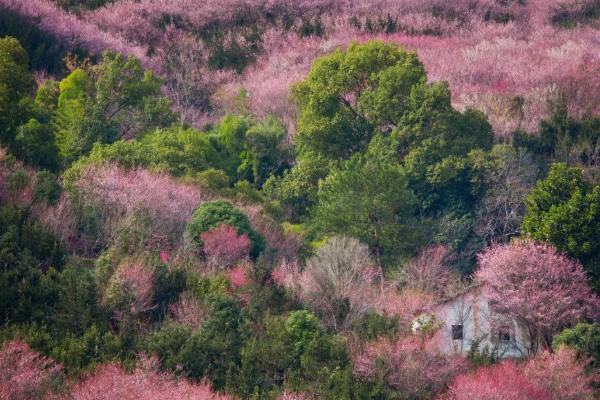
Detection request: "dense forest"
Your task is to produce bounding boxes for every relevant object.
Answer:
[1,0,600,399]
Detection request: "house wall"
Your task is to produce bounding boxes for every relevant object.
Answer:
[429,287,528,358]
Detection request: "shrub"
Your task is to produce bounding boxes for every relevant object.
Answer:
[187,200,264,258]
[444,361,549,400]
[68,356,231,400]
[0,340,62,400]
[354,336,466,398]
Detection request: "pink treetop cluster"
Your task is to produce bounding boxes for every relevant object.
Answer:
[68,356,231,400]
[0,0,148,65]
[106,260,156,317]
[0,340,62,400]
[444,347,595,400]
[74,163,203,244]
[476,239,599,352]
[200,223,251,269]
[443,360,549,400]
[354,336,467,398]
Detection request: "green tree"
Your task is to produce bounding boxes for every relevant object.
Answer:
[237,117,291,188]
[0,36,35,146]
[178,296,249,389]
[522,163,600,287]
[54,52,175,165]
[292,40,426,160]
[553,323,600,369]
[14,119,60,171]
[313,138,423,270]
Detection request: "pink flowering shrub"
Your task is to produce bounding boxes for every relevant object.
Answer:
[68,357,230,400]
[0,0,148,65]
[104,259,155,329]
[6,0,599,135]
[444,347,596,400]
[0,340,62,400]
[354,336,467,397]
[443,361,549,400]
[476,239,599,353]
[200,223,251,269]
[524,347,596,400]
[227,263,251,288]
[49,163,202,253]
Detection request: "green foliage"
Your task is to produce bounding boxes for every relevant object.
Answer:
[466,336,498,367]
[236,310,354,398]
[148,322,193,371]
[54,52,175,165]
[522,163,600,286]
[514,103,600,169]
[82,114,290,187]
[176,296,249,389]
[14,119,60,171]
[553,323,600,369]
[282,39,492,237]
[187,200,265,258]
[292,40,426,160]
[33,170,61,205]
[237,117,292,188]
[0,36,35,146]
[264,151,330,220]
[313,139,423,266]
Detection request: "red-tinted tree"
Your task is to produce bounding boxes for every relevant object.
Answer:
[68,356,230,400]
[444,361,550,400]
[0,340,62,400]
[524,347,595,400]
[402,245,450,297]
[354,336,466,398]
[200,223,251,269]
[476,239,599,353]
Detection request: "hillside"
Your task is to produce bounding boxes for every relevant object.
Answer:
[1,1,600,399]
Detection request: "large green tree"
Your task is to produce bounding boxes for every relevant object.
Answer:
[522,162,600,287]
[0,36,35,146]
[313,137,423,269]
[274,40,492,222]
[292,40,426,160]
[54,51,175,165]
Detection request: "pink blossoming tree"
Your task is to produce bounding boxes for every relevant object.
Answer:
[476,239,599,353]
[200,223,251,269]
[68,356,230,400]
[0,340,62,400]
[354,336,467,398]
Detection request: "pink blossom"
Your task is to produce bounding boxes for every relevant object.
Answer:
[200,223,251,269]
[105,260,155,323]
[68,357,230,400]
[49,163,203,253]
[227,263,251,288]
[476,239,599,353]
[354,336,467,397]
[443,361,550,400]
[524,347,596,400]
[0,340,62,400]
[159,251,171,263]
[0,0,149,66]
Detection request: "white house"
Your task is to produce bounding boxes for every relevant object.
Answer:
[414,284,529,358]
